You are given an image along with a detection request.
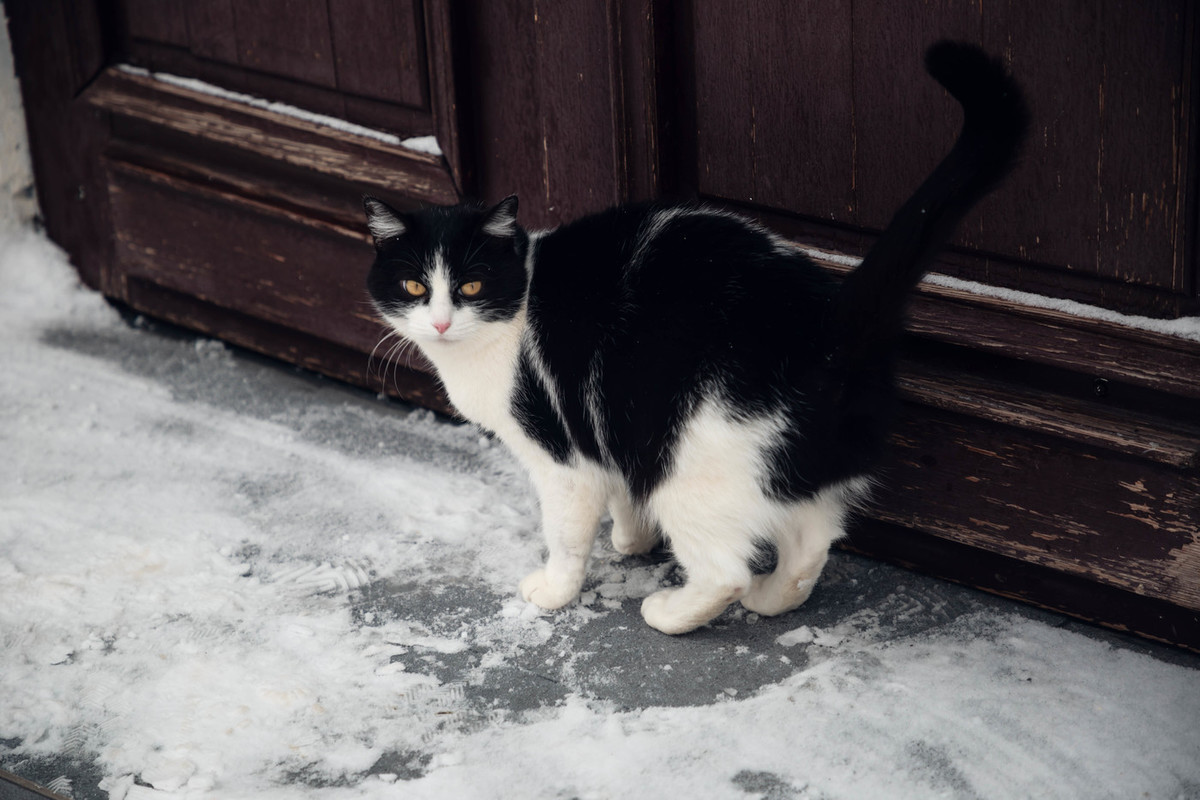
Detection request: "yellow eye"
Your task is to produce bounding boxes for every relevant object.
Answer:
[403,280,427,297]
[460,281,482,297]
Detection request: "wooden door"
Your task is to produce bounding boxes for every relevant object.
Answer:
[8,0,465,408]
[9,0,1200,650]
[681,1,1196,318]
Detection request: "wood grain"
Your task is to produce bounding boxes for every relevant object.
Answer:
[184,0,240,63]
[690,0,856,216]
[612,0,667,202]
[844,520,1200,652]
[897,365,1200,470]
[875,399,1200,612]
[331,0,428,109]
[123,0,190,46]
[124,277,451,413]
[459,0,545,219]
[85,68,458,204]
[423,0,470,194]
[532,0,623,220]
[233,0,338,89]
[807,251,1200,402]
[107,162,387,350]
[851,0,981,231]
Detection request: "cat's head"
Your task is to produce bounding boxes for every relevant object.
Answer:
[363,195,529,347]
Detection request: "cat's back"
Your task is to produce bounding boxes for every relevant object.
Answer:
[529,203,836,362]
[523,203,848,496]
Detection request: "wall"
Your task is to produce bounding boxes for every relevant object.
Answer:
[0,5,37,230]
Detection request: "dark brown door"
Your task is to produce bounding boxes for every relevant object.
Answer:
[683,1,1195,317]
[9,0,1200,649]
[10,0,465,407]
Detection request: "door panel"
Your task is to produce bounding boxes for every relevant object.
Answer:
[108,162,384,356]
[120,0,434,137]
[850,0,984,231]
[229,0,340,89]
[330,0,428,109]
[979,0,1188,288]
[693,0,855,217]
[185,1,240,63]
[682,0,1197,313]
[63,0,464,412]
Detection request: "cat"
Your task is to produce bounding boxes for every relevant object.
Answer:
[362,41,1028,635]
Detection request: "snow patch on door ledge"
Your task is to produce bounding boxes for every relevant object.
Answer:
[797,245,1200,344]
[116,64,442,157]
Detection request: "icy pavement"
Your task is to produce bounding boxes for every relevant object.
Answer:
[2,226,1199,800]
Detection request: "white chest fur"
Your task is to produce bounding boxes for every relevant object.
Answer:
[416,309,527,441]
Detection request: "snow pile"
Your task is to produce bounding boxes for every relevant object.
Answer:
[1,226,1199,799]
[0,229,115,332]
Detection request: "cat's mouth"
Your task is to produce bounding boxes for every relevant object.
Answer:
[412,323,471,345]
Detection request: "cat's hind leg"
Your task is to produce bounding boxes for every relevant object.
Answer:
[609,490,657,555]
[638,516,756,635]
[740,480,862,617]
[519,461,610,610]
[638,403,777,634]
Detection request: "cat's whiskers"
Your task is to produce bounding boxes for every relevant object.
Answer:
[384,336,420,394]
[367,329,401,382]
[368,329,421,395]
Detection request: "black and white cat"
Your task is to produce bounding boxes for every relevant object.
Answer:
[363,42,1028,634]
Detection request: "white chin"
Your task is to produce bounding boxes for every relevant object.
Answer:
[420,331,462,344]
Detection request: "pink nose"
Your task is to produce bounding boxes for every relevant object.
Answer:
[433,320,452,335]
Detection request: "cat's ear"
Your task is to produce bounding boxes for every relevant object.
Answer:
[481,195,520,238]
[363,196,408,245]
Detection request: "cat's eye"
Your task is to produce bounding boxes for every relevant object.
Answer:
[459,281,483,297]
[403,280,427,297]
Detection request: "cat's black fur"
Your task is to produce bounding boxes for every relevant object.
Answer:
[367,42,1027,502]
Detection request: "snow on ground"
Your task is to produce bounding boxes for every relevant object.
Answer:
[2,225,1199,800]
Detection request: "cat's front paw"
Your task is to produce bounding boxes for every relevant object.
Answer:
[519,569,580,610]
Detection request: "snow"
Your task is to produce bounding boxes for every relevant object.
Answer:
[1,223,1199,800]
[798,245,1200,344]
[115,65,443,157]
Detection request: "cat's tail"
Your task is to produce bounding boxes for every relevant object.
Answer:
[831,41,1029,366]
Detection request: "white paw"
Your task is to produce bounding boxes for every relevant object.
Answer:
[740,575,817,617]
[640,589,701,635]
[519,569,579,610]
[739,584,783,616]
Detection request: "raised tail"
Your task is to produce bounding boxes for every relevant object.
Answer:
[832,41,1029,365]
